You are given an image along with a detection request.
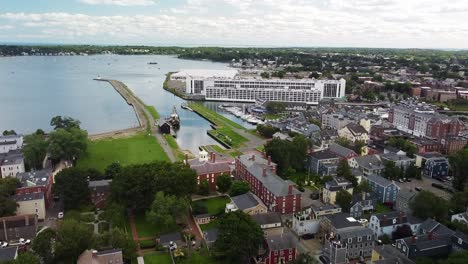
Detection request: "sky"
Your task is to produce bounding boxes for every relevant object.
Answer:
[0,0,467,49]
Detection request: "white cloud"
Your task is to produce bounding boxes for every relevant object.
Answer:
[78,0,157,6]
[1,0,468,48]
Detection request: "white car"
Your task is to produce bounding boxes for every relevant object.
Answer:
[58,212,64,219]
[19,238,31,245]
[358,219,368,224]
[0,241,8,248]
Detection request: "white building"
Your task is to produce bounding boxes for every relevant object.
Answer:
[171,69,238,81]
[1,151,25,178]
[0,135,23,154]
[369,211,420,238]
[185,75,346,104]
[292,208,320,235]
[13,192,46,220]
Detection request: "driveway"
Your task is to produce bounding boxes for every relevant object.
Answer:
[395,177,452,200]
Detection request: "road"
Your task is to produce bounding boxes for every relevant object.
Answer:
[395,176,453,200]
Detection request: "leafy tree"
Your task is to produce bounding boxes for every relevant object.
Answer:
[192,203,208,215]
[256,124,279,138]
[260,72,270,79]
[440,250,468,264]
[449,188,468,214]
[0,177,20,217]
[48,128,88,162]
[449,148,468,191]
[55,219,95,263]
[35,129,45,135]
[96,228,137,262]
[50,116,81,130]
[229,181,250,196]
[392,224,413,240]
[6,252,40,264]
[146,191,189,228]
[87,168,104,181]
[198,180,210,196]
[2,130,16,136]
[335,137,352,149]
[264,136,308,176]
[0,177,20,196]
[410,190,448,221]
[405,162,421,179]
[265,101,286,114]
[216,174,232,193]
[104,162,122,179]
[54,167,90,210]
[378,234,392,244]
[0,195,17,217]
[337,160,357,187]
[23,133,48,170]
[388,138,417,158]
[353,140,366,155]
[101,202,126,229]
[354,180,371,194]
[336,190,353,212]
[214,211,264,263]
[383,161,403,180]
[32,228,56,264]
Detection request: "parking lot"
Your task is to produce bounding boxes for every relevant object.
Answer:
[395,176,453,200]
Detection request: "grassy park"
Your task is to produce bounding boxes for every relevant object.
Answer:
[188,103,244,130]
[145,105,160,120]
[143,253,172,264]
[193,196,231,215]
[133,213,179,238]
[77,133,169,172]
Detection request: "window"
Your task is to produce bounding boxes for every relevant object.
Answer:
[403,246,406,252]
[274,250,278,256]
[357,236,362,242]
[289,255,293,261]
[348,238,352,243]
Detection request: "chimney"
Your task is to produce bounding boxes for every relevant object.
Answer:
[92,250,98,259]
[362,192,366,201]
[268,155,271,166]
[251,154,256,161]
[288,185,293,194]
[263,168,267,177]
[212,153,216,163]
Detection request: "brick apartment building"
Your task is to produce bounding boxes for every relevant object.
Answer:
[236,153,301,214]
[15,169,53,207]
[187,150,233,192]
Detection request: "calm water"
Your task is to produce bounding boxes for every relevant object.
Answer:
[0,55,253,154]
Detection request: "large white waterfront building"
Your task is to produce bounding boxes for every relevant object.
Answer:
[181,70,346,104]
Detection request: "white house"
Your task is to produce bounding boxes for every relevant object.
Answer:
[292,208,320,235]
[0,135,23,154]
[1,151,25,178]
[451,212,468,224]
[338,123,369,144]
[369,211,420,238]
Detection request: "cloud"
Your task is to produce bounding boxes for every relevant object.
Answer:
[0,0,467,48]
[78,0,157,6]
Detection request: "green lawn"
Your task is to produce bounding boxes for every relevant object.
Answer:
[77,133,169,172]
[208,127,248,148]
[164,134,185,161]
[193,196,230,215]
[210,145,226,153]
[145,105,160,120]
[98,222,110,233]
[80,212,95,222]
[189,103,244,130]
[375,203,392,214]
[200,220,219,231]
[178,251,219,264]
[144,253,172,264]
[134,213,179,238]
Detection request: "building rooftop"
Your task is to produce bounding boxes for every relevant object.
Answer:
[266,230,297,251]
[16,169,52,188]
[0,247,18,262]
[309,149,339,160]
[345,123,368,135]
[326,213,362,230]
[0,151,24,166]
[373,245,415,264]
[172,69,238,79]
[418,219,454,236]
[203,228,219,243]
[367,174,397,188]
[189,160,231,175]
[416,152,445,159]
[380,152,413,162]
[251,212,282,227]
[231,192,260,211]
[373,211,408,227]
[354,155,384,170]
[329,144,357,158]
[337,226,374,240]
[324,177,353,192]
[89,179,112,188]
[13,192,44,202]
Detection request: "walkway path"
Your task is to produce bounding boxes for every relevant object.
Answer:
[128,215,143,256]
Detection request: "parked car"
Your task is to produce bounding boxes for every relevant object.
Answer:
[19,238,30,245]
[319,255,330,264]
[358,219,368,225]
[0,241,8,248]
[398,179,404,183]
[58,212,64,219]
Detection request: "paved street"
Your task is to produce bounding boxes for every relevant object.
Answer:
[395,177,452,200]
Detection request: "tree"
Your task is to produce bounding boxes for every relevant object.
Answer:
[387,138,417,158]
[104,162,122,179]
[35,129,45,135]
[146,191,189,228]
[100,202,126,228]
[378,234,392,244]
[198,180,210,195]
[260,72,270,79]
[0,177,20,217]
[440,250,468,264]
[353,140,366,155]
[50,116,81,130]
[449,148,468,191]
[405,162,421,179]
[264,136,308,176]
[2,130,16,136]
[229,181,250,196]
[336,190,353,212]
[256,124,279,138]
[55,219,95,263]
[265,101,286,114]
[335,137,352,149]
[32,228,56,264]
[96,228,137,262]
[291,253,318,264]
[48,128,88,162]
[54,168,90,210]
[336,160,357,187]
[449,188,468,214]
[410,190,448,221]
[87,168,104,181]
[392,224,413,240]
[383,161,402,180]
[23,133,48,170]
[214,211,264,263]
[354,180,371,194]
[7,252,40,264]
[216,174,232,193]
[0,195,17,217]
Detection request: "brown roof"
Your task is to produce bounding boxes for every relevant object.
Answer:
[190,161,231,175]
[346,123,368,135]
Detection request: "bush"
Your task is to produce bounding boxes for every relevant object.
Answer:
[139,239,156,249]
[192,203,208,215]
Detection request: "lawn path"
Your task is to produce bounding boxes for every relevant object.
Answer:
[129,214,143,257]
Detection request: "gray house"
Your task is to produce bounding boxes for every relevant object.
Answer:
[350,155,385,177]
[349,192,377,218]
[308,149,340,176]
[395,189,416,214]
[367,175,400,205]
[380,152,415,172]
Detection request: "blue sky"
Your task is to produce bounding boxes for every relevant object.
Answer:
[0,0,467,48]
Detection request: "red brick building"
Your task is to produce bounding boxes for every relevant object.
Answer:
[426,117,464,139]
[442,136,468,155]
[15,169,53,207]
[236,153,301,214]
[257,231,297,264]
[187,151,233,192]
[88,180,112,210]
[410,138,443,154]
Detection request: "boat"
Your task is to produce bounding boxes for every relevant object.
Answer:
[148,62,158,65]
[181,103,193,112]
[169,106,180,129]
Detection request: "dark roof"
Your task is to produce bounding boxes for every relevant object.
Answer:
[190,160,231,175]
[13,192,44,202]
[17,169,52,188]
[159,232,182,244]
[203,228,219,243]
[329,144,357,158]
[373,211,408,227]
[324,177,353,192]
[326,213,362,230]
[266,230,297,251]
[401,233,452,252]
[367,174,398,188]
[397,189,416,201]
[309,149,339,160]
[194,213,212,219]
[231,192,260,210]
[346,123,368,135]
[355,155,384,170]
[0,151,24,166]
[0,247,17,261]
[251,212,282,227]
[452,231,468,250]
[373,245,415,264]
[418,219,454,236]
[89,179,112,188]
[417,152,444,159]
[96,248,122,256]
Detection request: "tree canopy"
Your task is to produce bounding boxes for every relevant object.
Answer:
[0,177,20,217]
[22,133,48,170]
[256,124,279,138]
[265,101,286,114]
[410,190,448,221]
[146,191,189,228]
[449,148,468,191]
[229,180,250,197]
[48,127,88,161]
[336,160,357,187]
[50,116,81,130]
[54,167,90,210]
[214,211,264,263]
[265,136,308,177]
[216,174,232,193]
[336,190,353,212]
[2,130,16,136]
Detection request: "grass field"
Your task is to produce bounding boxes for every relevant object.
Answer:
[164,134,185,161]
[77,133,169,172]
[178,251,219,264]
[134,214,179,238]
[145,105,160,120]
[193,196,231,215]
[189,103,244,130]
[200,220,219,231]
[144,253,172,264]
[208,127,247,148]
[209,144,226,153]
